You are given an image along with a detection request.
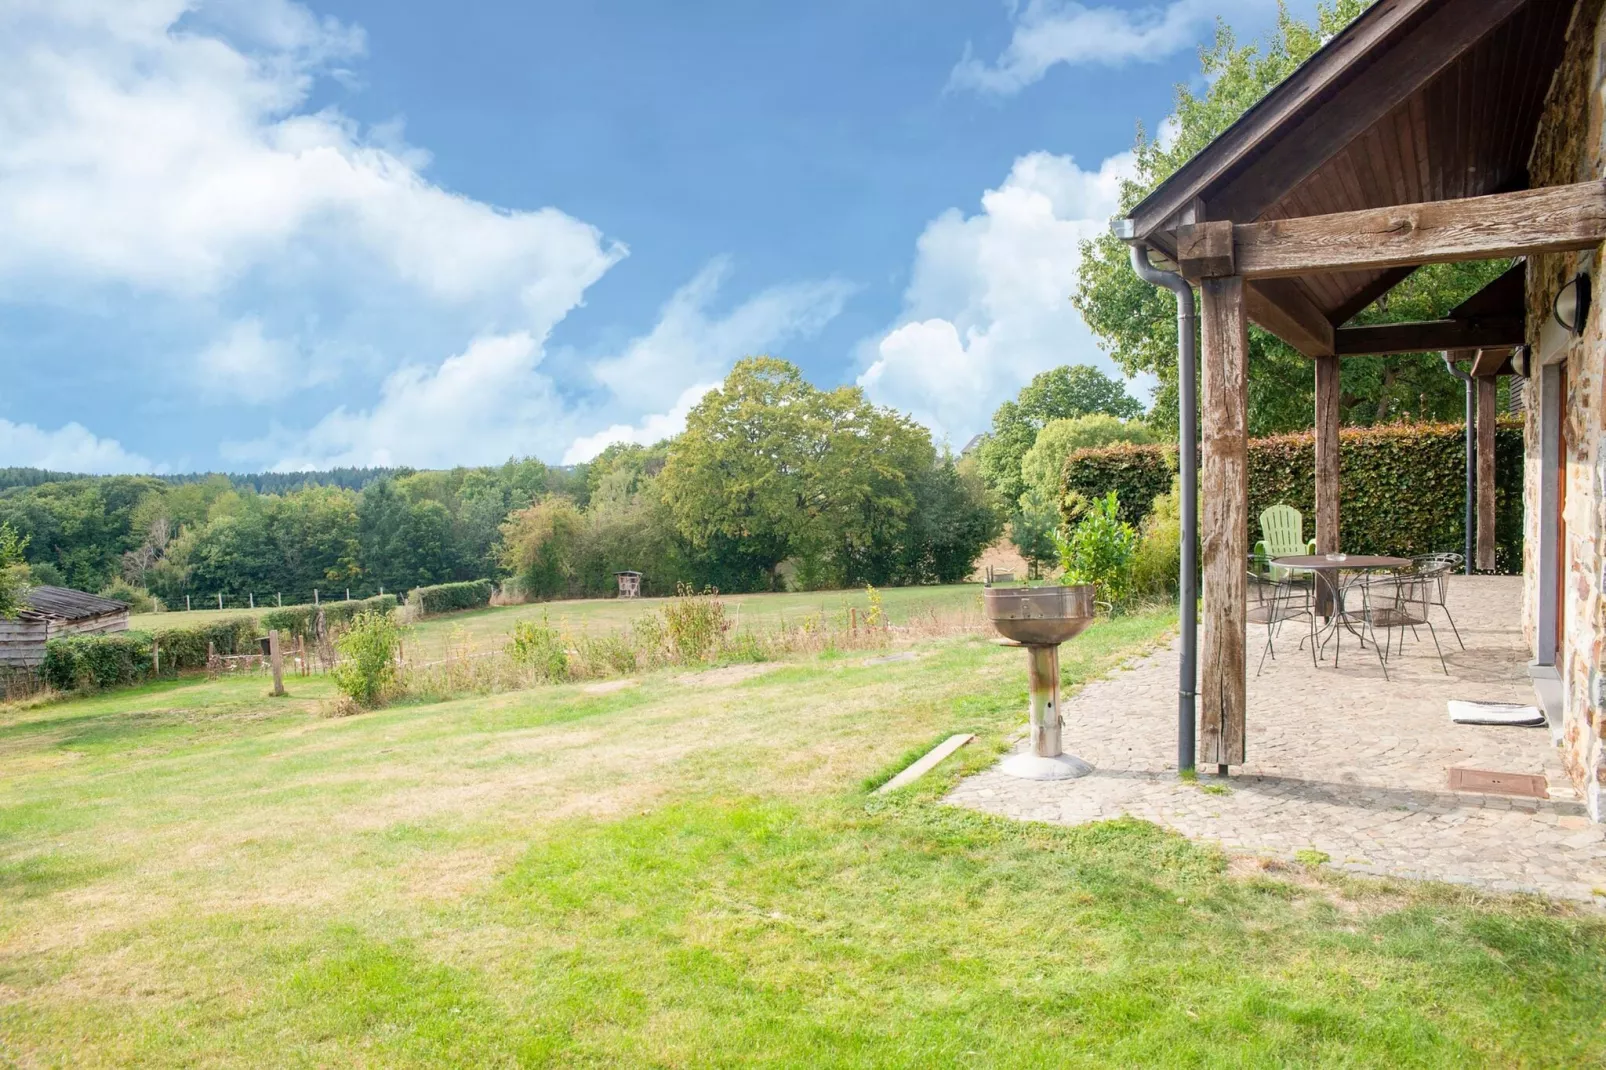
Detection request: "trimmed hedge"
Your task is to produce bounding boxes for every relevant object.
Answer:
[152,616,259,672]
[261,594,397,640]
[1060,421,1523,573]
[42,631,154,691]
[407,579,494,616]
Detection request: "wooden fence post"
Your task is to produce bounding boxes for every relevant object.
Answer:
[217,593,223,611]
[1476,375,1497,571]
[152,639,160,677]
[268,629,285,696]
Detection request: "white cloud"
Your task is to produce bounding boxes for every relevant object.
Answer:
[0,418,155,474]
[589,259,851,412]
[195,318,302,403]
[562,382,719,465]
[858,150,1141,444]
[951,0,1275,94]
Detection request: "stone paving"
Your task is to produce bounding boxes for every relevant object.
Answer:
[947,576,1606,904]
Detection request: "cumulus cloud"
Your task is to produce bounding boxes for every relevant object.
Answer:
[857,150,1140,444]
[195,318,304,403]
[951,0,1275,94]
[0,418,155,474]
[563,382,720,465]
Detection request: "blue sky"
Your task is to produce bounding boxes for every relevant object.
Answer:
[0,0,1318,474]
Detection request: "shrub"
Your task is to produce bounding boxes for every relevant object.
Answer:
[261,594,397,640]
[499,497,584,599]
[152,616,259,672]
[661,584,729,663]
[1061,422,1525,572]
[507,616,570,681]
[41,631,154,691]
[407,579,494,616]
[1130,480,1185,600]
[1056,491,1137,607]
[96,579,161,614]
[329,610,404,707]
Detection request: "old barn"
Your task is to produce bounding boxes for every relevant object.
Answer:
[0,587,131,669]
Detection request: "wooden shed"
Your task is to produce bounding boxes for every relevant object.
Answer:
[0,587,131,669]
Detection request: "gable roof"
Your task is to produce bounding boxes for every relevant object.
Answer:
[24,586,130,621]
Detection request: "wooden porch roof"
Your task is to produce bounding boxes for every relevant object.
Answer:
[1122,0,1577,355]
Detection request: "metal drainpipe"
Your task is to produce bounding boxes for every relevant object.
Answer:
[1127,243,1197,773]
[1442,353,1476,575]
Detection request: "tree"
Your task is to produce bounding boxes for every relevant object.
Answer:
[1072,1,1507,434]
[0,523,30,619]
[1019,416,1154,507]
[899,455,1003,584]
[976,365,1143,506]
[499,496,585,599]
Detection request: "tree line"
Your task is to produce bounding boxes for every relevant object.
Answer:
[0,358,998,607]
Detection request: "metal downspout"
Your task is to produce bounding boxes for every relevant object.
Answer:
[1443,353,1476,575]
[1128,243,1197,773]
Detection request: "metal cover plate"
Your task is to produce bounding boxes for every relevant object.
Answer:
[1448,767,1549,799]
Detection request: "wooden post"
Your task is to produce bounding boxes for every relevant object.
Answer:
[1313,353,1341,617]
[1199,275,1249,771]
[277,592,282,607]
[298,634,307,676]
[152,639,160,677]
[314,588,319,606]
[186,595,191,612]
[268,629,285,696]
[346,588,350,601]
[217,593,223,610]
[249,592,254,610]
[1476,375,1497,570]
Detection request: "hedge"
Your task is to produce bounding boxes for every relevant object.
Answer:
[1060,421,1524,573]
[42,631,155,691]
[152,616,259,672]
[261,594,397,639]
[407,579,494,616]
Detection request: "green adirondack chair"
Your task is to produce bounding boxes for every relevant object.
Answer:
[1253,504,1317,579]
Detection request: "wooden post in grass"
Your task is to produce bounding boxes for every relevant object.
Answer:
[249,592,254,610]
[186,595,191,612]
[152,639,160,677]
[298,634,308,676]
[268,629,285,696]
[217,593,223,611]
[276,592,282,607]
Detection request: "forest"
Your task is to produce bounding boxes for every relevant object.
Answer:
[0,358,999,608]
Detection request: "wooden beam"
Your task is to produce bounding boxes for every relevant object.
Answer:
[1314,354,1341,618]
[1235,181,1606,280]
[1476,376,1497,571]
[1178,221,1235,278]
[1208,0,1527,223]
[1245,278,1335,357]
[1470,348,1516,377]
[1199,275,1248,769]
[1334,317,1525,356]
[1126,0,1438,240]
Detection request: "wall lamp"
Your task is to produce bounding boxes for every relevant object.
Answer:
[1553,272,1591,335]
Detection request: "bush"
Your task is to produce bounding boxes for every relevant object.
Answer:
[41,631,154,691]
[261,594,397,640]
[97,579,161,614]
[507,616,570,681]
[152,616,260,672]
[408,579,494,616]
[660,584,729,663]
[1056,491,1137,607]
[1061,422,1525,572]
[1130,480,1185,600]
[329,610,404,707]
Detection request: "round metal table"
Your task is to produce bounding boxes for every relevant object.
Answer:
[1269,554,1411,660]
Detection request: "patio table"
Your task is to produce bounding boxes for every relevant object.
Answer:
[1270,554,1410,663]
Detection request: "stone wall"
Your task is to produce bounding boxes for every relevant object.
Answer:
[1525,0,1606,820]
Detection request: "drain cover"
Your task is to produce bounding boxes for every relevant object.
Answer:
[1448,767,1549,799]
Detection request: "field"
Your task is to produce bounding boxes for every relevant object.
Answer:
[3,607,1605,1066]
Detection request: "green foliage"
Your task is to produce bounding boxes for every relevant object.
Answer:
[97,578,161,614]
[1056,492,1138,606]
[499,497,585,600]
[329,610,404,707]
[1071,0,1505,433]
[1063,423,1524,573]
[261,595,398,640]
[660,584,730,663]
[0,522,29,620]
[1021,415,1153,506]
[41,631,155,691]
[977,365,1144,506]
[151,617,260,672]
[1129,481,1186,601]
[407,579,495,616]
[1060,444,1177,529]
[506,616,570,682]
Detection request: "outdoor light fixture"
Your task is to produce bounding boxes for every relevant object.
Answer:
[1552,272,1591,335]
[1510,344,1531,379]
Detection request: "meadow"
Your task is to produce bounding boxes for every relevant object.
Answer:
[2,605,1604,1066]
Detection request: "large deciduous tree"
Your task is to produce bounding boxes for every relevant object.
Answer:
[1072,1,1507,435]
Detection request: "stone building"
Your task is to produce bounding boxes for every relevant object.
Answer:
[1110,0,1606,819]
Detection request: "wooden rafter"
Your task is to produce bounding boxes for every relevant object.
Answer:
[1334,317,1524,356]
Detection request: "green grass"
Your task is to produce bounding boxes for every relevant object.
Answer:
[2,607,1603,1067]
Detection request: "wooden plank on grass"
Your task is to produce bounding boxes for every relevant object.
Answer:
[876,734,975,794]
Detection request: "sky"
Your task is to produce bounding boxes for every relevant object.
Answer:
[0,0,1322,475]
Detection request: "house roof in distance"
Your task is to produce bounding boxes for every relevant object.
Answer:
[24,585,130,621]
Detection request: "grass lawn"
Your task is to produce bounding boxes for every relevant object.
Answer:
[2,608,1604,1066]
[130,583,987,661]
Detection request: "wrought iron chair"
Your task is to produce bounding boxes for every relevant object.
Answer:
[1247,553,1316,676]
[1410,552,1465,649]
[1351,564,1450,679]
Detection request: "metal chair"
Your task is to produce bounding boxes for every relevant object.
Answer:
[1353,565,1450,679]
[1247,554,1316,676]
[1410,552,1465,649]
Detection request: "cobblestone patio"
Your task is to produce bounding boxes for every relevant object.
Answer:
[948,576,1606,904]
